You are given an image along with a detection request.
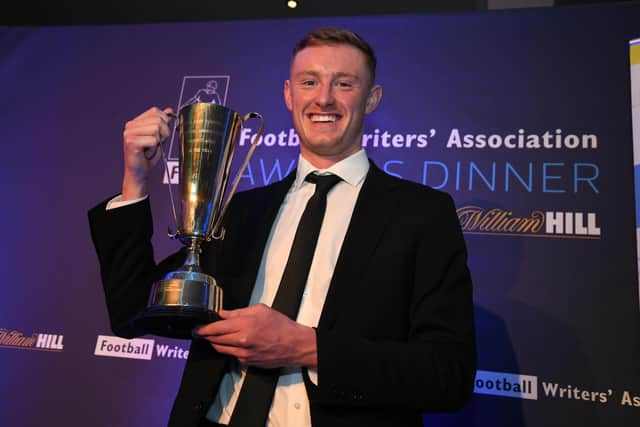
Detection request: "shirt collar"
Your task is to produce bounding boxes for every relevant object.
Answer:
[293,149,370,190]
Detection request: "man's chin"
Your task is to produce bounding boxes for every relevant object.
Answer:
[300,140,365,162]
[301,140,344,156]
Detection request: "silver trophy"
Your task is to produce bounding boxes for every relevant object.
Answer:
[138,102,264,339]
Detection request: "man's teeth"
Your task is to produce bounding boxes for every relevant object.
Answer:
[310,114,337,122]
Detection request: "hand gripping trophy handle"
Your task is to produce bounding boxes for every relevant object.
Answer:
[139,103,264,339]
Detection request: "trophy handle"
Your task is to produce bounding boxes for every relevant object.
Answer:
[157,115,180,239]
[210,112,264,240]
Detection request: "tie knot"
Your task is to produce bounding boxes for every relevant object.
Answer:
[305,173,342,197]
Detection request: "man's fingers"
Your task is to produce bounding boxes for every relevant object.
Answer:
[123,123,171,155]
[125,135,163,151]
[132,106,172,122]
[193,317,245,337]
[218,308,248,319]
[204,331,249,347]
[125,121,170,139]
[219,303,270,319]
[126,108,173,141]
[210,343,243,356]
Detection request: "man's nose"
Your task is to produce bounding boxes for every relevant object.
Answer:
[315,83,335,107]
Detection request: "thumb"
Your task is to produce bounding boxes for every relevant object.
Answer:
[163,107,176,119]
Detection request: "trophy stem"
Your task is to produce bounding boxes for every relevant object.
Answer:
[184,237,203,272]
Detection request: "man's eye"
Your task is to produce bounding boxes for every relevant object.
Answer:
[336,81,353,89]
[301,80,316,87]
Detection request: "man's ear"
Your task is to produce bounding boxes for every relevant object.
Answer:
[284,80,293,111]
[365,84,382,114]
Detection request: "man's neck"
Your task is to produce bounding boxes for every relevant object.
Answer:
[300,149,363,170]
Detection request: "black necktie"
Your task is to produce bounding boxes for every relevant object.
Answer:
[227,173,342,427]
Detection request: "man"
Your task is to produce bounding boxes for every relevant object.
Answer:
[89,27,476,427]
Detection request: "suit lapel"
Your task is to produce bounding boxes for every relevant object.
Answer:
[231,172,296,307]
[318,161,398,329]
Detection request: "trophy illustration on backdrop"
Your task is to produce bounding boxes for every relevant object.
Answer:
[137,102,264,339]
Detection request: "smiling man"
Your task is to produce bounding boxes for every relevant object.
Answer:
[284,40,381,168]
[89,27,476,427]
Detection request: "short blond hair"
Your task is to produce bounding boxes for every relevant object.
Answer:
[292,27,377,83]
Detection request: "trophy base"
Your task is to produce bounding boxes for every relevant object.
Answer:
[138,307,220,339]
[139,272,223,339]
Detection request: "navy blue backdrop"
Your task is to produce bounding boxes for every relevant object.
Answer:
[0,3,639,426]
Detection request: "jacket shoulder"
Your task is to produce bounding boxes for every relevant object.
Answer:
[374,165,455,208]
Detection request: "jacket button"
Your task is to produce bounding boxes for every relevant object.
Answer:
[194,401,205,410]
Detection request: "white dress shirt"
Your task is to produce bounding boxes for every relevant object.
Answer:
[207,149,369,427]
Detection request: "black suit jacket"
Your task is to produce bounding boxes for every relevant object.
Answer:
[89,161,476,427]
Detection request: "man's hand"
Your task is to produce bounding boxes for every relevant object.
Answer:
[193,304,318,369]
[121,106,174,200]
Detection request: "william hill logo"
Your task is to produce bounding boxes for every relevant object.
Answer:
[0,328,64,352]
[457,206,601,239]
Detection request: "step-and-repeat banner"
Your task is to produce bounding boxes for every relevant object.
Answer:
[1,3,639,426]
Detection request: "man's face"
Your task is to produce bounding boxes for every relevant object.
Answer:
[284,44,382,167]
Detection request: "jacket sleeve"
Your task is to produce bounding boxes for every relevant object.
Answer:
[88,196,186,338]
[304,192,477,413]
